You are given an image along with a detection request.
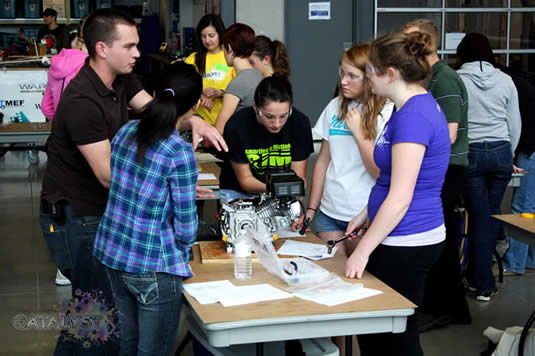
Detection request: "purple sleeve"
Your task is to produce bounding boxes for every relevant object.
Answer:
[390,112,433,147]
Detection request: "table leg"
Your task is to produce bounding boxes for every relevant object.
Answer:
[345,335,353,356]
[256,342,264,356]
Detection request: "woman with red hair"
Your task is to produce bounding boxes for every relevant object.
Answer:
[214,23,262,134]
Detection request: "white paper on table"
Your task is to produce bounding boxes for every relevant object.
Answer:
[183,280,235,304]
[218,284,294,307]
[198,173,217,180]
[274,226,306,238]
[290,277,383,306]
[277,240,337,260]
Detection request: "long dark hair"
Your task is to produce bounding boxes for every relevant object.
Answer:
[195,14,225,75]
[456,32,496,68]
[135,62,202,165]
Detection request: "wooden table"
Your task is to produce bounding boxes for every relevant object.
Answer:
[0,122,50,145]
[183,234,416,356]
[493,214,535,247]
[492,214,535,356]
[0,122,50,164]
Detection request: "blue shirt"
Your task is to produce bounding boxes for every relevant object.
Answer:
[369,93,450,236]
[94,120,198,277]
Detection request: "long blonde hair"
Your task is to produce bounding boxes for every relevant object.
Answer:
[338,43,386,140]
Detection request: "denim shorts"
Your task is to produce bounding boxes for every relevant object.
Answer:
[315,210,350,232]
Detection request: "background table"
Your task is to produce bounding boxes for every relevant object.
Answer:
[182,234,416,355]
[493,214,535,247]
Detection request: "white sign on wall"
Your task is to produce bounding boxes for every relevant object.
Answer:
[445,33,466,50]
[0,70,48,123]
[309,2,331,20]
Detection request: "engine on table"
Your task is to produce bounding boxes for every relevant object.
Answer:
[218,170,307,251]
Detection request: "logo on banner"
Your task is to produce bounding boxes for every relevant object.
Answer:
[0,99,25,109]
[18,83,47,93]
[9,112,31,123]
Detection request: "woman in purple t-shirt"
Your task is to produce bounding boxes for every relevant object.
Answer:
[344,32,451,356]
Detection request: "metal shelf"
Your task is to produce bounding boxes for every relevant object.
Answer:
[0,17,142,25]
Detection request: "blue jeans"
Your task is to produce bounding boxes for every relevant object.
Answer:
[39,202,118,355]
[40,205,73,278]
[106,268,184,356]
[314,211,349,232]
[503,152,535,273]
[463,141,513,294]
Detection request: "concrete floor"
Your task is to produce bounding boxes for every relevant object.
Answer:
[1,150,534,355]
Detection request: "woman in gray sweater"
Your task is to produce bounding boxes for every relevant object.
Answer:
[456,33,521,302]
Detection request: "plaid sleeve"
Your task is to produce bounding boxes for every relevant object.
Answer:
[169,148,198,246]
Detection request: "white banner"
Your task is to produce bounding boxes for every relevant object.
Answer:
[0,70,48,123]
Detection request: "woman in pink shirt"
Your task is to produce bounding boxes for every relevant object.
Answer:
[41,22,88,121]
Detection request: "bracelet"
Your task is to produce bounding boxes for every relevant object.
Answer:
[306,207,318,212]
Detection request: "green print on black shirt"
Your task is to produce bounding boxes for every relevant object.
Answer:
[245,143,292,176]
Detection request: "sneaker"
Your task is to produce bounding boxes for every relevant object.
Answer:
[503,268,522,276]
[55,269,71,286]
[476,289,498,302]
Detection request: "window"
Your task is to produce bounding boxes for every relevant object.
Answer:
[375,0,535,75]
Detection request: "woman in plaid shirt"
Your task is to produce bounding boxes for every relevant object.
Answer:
[94,62,201,355]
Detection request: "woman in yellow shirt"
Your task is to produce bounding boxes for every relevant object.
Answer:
[185,14,235,125]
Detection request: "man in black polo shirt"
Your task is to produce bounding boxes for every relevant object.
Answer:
[41,8,225,301]
[220,74,314,201]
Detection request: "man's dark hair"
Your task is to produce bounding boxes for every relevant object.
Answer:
[42,8,57,19]
[83,8,136,59]
[254,72,293,108]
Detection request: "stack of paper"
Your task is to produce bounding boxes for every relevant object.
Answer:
[184,281,293,306]
[290,278,382,306]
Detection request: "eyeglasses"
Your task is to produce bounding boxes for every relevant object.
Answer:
[257,107,292,120]
[365,64,379,76]
[339,66,364,82]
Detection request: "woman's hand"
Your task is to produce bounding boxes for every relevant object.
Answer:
[513,164,526,174]
[291,209,315,232]
[200,94,214,112]
[345,107,363,135]
[345,209,369,239]
[203,88,222,99]
[345,248,369,279]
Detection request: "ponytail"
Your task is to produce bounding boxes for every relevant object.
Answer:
[254,35,291,76]
[272,40,291,76]
[369,31,433,84]
[135,62,202,165]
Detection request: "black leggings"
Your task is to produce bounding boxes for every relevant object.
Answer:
[358,242,444,356]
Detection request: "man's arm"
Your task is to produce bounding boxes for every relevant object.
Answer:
[179,115,228,152]
[78,140,111,188]
[448,122,458,144]
[128,89,153,113]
